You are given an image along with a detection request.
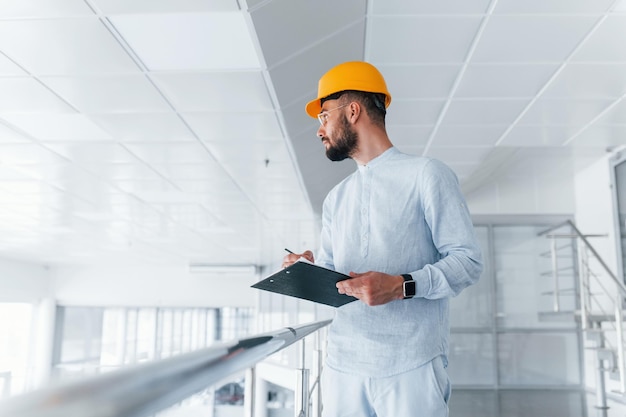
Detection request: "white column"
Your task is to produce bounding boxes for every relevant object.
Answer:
[253,375,268,417]
[30,298,56,389]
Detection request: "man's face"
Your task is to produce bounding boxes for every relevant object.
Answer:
[319,104,358,162]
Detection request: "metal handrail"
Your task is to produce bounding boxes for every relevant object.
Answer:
[540,220,626,296]
[0,320,332,417]
[541,220,626,396]
[568,222,626,296]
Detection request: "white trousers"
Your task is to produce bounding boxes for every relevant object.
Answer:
[321,356,450,417]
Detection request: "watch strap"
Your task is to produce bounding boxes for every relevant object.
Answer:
[402,274,415,299]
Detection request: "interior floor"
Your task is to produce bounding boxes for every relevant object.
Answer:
[449,389,626,417]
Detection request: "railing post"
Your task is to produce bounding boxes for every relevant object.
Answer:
[615,300,626,394]
[551,236,561,312]
[309,326,326,417]
[577,241,589,330]
[244,366,256,417]
[314,329,324,417]
[593,322,609,410]
[295,339,310,417]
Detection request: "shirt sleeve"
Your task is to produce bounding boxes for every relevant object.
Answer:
[410,159,483,299]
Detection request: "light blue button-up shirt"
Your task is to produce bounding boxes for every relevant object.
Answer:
[317,147,483,377]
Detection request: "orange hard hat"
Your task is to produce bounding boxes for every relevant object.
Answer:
[305,61,392,118]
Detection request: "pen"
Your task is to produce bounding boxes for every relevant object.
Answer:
[284,248,295,254]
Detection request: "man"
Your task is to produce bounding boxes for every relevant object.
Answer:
[283,61,483,417]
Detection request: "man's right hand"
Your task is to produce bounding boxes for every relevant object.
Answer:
[281,250,314,268]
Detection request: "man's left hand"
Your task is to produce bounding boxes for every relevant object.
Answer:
[336,271,405,306]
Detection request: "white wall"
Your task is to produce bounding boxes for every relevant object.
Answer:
[465,149,602,216]
[50,263,258,307]
[574,153,619,272]
[0,258,51,302]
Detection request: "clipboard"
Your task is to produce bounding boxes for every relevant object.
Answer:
[252,261,357,307]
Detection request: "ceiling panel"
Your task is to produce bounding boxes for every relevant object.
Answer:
[542,63,626,99]
[0,165,33,181]
[251,0,366,66]
[427,146,492,165]
[0,122,28,143]
[0,0,94,18]
[149,163,224,181]
[267,21,366,108]
[113,178,180,196]
[110,13,260,71]
[0,77,74,113]
[441,99,530,125]
[455,64,559,98]
[517,98,615,129]
[571,15,626,62]
[182,111,281,142]
[1,113,113,141]
[90,163,163,181]
[431,125,509,147]
[0,0,623,269]
[371,0,491,14]
[499,125,578,146]
[169,179,243,196]
[44,166,120,197]
[387,100,446,125]
[204,139,289,166]
[44,142,140,164]
[89,113,196,142]
[494,0,614,14]
[123,142,216,165]
[378,65,461,99]
[91,0,240,14]
[0,18,140,75]
[471,15,601,63]
[0,53,27,75]
[0,143,69,165]
[447,163,481,180]
[590,99,626,124]
[152,203,222,231]
[150,71,273,112]
[568,124,626,147]
[279,100,320,138]
[42,75,171,113]
[386,125,433,149]
[368,16,483,63]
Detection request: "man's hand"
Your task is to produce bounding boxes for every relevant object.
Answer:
[336,272,405,306]
[281,250,314,268]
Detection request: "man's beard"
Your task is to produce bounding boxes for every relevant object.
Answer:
[325,115,358,162]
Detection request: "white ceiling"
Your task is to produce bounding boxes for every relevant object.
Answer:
[0,0,625,268]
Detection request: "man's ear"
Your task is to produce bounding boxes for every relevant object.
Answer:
[348,101,362,124]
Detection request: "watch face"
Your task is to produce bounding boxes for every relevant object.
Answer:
[404,280,416,297]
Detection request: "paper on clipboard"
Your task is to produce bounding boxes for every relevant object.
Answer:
[251,260,357,307]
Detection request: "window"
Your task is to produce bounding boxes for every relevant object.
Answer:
[612,154,626,284]
[449,223,582,388]
[53,306,254,376]
[0,303,33,397]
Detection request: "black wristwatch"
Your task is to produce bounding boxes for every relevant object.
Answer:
[402,274,416,299]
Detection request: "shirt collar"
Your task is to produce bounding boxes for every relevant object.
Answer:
[357,147,398,172]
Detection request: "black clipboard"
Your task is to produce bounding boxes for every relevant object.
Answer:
[252,261,357,307]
